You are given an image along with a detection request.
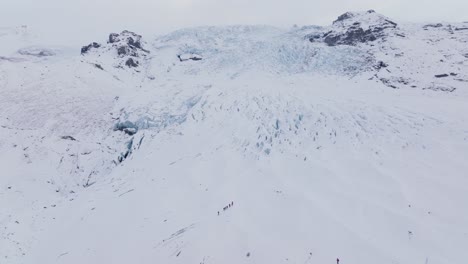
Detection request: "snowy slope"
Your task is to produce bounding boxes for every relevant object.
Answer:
[1,11,468,264]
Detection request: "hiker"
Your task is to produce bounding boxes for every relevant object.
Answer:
[337,258,340,264]
[218,211,220,216]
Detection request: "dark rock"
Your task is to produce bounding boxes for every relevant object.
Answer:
[114,30,149,53]
[177,54,203,62]
[450,73,458,76]
[109,33,119,43]
[81,42,100,54]
[324,27,379,46]
[455,27,468,31]
[116,44,139,57]
[308,33,321,42]
[334,12,355,24]
[93,63,104,70]
[424,84,456,92]
[117,46,128,56]
[322,12,397,46]
[127,37,142,49]
[435,74,449,78]
[61,136,77,141]
[423,23,443,29]
[384,19,398,27]
[80,46,89,54]
[374,61,388,70]
[81,31,151,71]
[84,30,149,60]
[322,31,332,38]
[379,78,398,89]
[125,58,139,67]
[379,77,411,89]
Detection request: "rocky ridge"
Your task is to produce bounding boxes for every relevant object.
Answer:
[81,30,150,69]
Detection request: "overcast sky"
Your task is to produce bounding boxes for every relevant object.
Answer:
[1,0,467,45]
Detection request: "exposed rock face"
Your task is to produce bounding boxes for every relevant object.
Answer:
[93,63,104,70]
[423,23,443,30]
[108,33,119,43]
[61,136,77,141]
[107,30,149,67]
[177,53,203,62]
[309,10,398,46]
[374,61,388,70]
[334,12,356,23]
[80,30,149,68]
[125,58,139,67]
[81,42,100,54]
[109,30,149,55]
[435,74,449,78]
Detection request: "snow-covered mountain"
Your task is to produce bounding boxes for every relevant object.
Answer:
[1,11,468,264]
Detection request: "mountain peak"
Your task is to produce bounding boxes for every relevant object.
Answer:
[332,10,397,29]
[333,10,370,23]
[309,10,399,46]
[80,30,150,69]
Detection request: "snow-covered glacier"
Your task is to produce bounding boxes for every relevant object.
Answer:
[1,11,468,264]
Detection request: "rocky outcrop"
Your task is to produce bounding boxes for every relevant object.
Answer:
[108,33,120,44]
[435,74,449,78]
[109,30,149,57]
[177,53,203,62]
[424,84,456,92]
[125,58,139,68]
[309,10,398,46]
[61,136,77,141]
[80,30,149,68]
[374,61,388,70]
[81,42,100,54]
[423,23,443,30]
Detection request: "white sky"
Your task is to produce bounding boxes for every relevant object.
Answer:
[1,0,467,45]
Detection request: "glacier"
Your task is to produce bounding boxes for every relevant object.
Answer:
[1,10,468,264]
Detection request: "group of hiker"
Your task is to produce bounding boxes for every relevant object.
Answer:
[218,201,234,215]
[215,201,341,264]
